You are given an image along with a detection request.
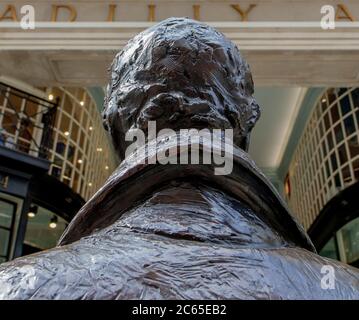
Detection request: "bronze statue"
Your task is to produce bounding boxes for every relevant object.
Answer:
[0,18,358,300]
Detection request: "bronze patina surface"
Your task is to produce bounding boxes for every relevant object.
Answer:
[0,18,358,299]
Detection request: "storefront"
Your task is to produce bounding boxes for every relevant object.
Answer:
[0,79,117,262]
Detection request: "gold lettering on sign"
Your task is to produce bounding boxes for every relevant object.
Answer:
[230,4,257,21]
[107,4,117,22]
[51,5,77,22]
[0,175,9,189]
[193,5,200,20]
[148,4,156,22]
[0,4,18,21]
[335,4,355,21]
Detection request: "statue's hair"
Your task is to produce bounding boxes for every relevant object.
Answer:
[103,17,260,158]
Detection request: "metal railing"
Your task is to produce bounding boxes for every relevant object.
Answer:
[0,82,59,160]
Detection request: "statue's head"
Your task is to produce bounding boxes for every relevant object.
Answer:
[103,17,260,159]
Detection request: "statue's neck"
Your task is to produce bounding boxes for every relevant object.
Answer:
[114,180,290,248]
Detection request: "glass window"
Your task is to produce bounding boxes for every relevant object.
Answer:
[348,136,359,158]
[353,159,359,181]
[325,160,330,178]
[25,100,39,117]
[64,165,72,179]
[344,115,355,136]
[23,205,67,252]
[330,104,340,124]
[59,114,70,134]
[0,88,5,106]
[340,94,351,116]
[322,140,327,157]
[338,88,347,98]
[67,144,75,162]
[0,199,15,229]
[340,218,359,265]
[334,123,344,144]
[51,165,62,179]
[7,92,23,113]
[63,95,73,116]
[0,199,16,260]
[342,165,351,184]
[327,132,334,150]
[320,237,339,260]
[71,123,79,142]
[334,173,340,187]
[321,97,328,113]
[73,103,83,123]
[338,143,348,165]
[330,152,338,171]
[351,89,359,108]
[324,113,331,131]
[55,136,67,156]
[2,112,17,135]
[327,88,336,105]
[0,229,10,256]
[319,121,324,137]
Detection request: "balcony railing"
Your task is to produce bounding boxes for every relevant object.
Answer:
[0,82,58,160]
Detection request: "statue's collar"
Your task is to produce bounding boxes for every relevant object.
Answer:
[59,132,315,252]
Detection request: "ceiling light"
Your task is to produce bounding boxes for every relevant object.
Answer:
[64,131,70,136]
[80,101,84,106]
[322,98,326,103]
[88,182,92,187]
[97,147,103,152]
[48,94,54,101]
[77,159,83,164]
[89,126,93,131]
[49,215,58,229]
[28,205,38,218]
[105,165,109,170]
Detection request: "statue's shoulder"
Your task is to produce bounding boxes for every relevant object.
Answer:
[261,247,359,300]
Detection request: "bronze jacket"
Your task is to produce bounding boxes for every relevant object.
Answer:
[0,136,358,299]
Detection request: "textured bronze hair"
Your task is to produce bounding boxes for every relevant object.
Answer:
[103,17,260,159]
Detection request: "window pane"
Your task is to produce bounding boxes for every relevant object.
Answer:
[348,136,359,158]
[0,200,15,228]
[63,95,73,116]
[338,143,348,165]
[2,112,18,135]
[334,124,344,144]
[353,159,359,181]
[320,237,338,260]
[0,228,10,256]
[327,132,334,150]
[325,160,330,178]
[330,104,340,124]
[351,89,359,108]
[334,173,340,187]
[324,113,331,131]
[7,92,23,113]
[24,205,67,251]
[340,94,351,116]
[25,100,39,117]
[330,152,338,171]
[344,115,355,136]
[342,165,351,184]
[341,218,359,264]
